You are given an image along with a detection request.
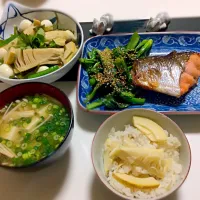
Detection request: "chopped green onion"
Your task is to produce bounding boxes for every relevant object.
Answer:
[17,152,22,157]
[21,143,27,149]
[30,149,36,155]
[43,132,48,137]
[32,104,37,109]
[53,135,59,140]
[6,141,13,147]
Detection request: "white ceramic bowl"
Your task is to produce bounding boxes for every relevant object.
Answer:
[92,109,191,200]
[0,1,84,85]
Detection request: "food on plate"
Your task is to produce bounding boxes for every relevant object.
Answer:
[132,116,167,142]
[41,20,53,32]
[103,116,182,198]
[19,19,33,32]
[0,64,14,78]
[113,173,160,188]
[0,18,78,79]
[80,32,153,110]
[80,31,200,111]
[132,51,200,97]
[0,94,70,167]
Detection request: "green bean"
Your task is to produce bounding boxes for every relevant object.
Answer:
[27,66,59,79]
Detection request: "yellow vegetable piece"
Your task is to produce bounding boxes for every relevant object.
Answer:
[4,47,16,65]
[110,147,166,178]
[45,30,68,42]
[103,150,113,175]
[3,38,18,51]
[110,146,164,160]
[64,42,77,58]
[33,19,41,26]
[23,25,35,36]
[113,173,160,188]
[63,41,77,64]
[53,38,66,46]
[135,124,156,142]
[132,116,167,142]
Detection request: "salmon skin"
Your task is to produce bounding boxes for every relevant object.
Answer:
[131,51,200,97]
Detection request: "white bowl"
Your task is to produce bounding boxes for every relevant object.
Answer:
[92,109,191,200]
[0,1,84,85]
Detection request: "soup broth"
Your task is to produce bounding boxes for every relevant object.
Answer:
[0,94,70,167]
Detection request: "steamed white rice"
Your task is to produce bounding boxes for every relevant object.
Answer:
[104,125,183,199]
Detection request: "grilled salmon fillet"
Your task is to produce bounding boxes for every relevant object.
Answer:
[131,51,200,97]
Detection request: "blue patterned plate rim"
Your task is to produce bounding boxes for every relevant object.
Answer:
[77,32,200,115]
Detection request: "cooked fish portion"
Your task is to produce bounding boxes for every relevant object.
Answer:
[14,48,64,73]
[131,51,200,97]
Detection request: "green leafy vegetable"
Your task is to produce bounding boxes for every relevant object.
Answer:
[88,48,99,59]
[17,28,46,49]
[85,83,101,103]
[135,39,148,51]
[80,32,154,110]
[89,77,97,86]
[32,28,45,48]
[0,34,18,48]
[86,99,104,110]
[14,26,19,35]
[103,94,129,109]
[114,57,132,83]
[126,32,140,50]
[119,91,145,104]
[137,39,153,58]
[49,40,58,48]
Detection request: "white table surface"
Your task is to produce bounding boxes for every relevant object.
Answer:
[0,1,200,199]
[0,81,199,200]
[1,0,200,22]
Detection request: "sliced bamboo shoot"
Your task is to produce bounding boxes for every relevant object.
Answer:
[132,116,167,142]
[113,173,160,188]
[103,150,113,175]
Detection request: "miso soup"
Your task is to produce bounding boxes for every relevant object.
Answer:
[0,94,70,167]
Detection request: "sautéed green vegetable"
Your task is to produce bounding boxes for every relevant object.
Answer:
[0,94,70,167]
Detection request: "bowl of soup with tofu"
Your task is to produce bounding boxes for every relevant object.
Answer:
[0,82,73,167]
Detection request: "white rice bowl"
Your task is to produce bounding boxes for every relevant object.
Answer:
[104,125,183,199]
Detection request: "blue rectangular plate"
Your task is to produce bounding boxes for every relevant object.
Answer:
[77,32,200,114]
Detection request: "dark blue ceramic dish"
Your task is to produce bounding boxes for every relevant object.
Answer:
[77,32,200,114]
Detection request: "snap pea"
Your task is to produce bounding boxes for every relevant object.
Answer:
[27,66,59,79]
